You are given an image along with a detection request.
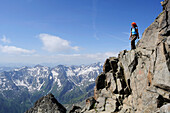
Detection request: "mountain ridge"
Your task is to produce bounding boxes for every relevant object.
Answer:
[0,62,102,113]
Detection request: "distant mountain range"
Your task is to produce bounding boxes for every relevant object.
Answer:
[0,67,16,73]
[0,63,102,113]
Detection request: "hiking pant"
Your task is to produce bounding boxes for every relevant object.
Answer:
[131,35,137,50]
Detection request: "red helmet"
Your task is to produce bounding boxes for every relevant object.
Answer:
[131,22,137,25]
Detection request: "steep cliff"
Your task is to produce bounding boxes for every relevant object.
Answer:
[82,0,170,113]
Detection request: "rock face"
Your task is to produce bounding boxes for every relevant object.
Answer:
[82,0,170,113]
[25,93,66,113]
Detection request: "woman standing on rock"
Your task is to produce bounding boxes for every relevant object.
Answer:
[129,22,139,50]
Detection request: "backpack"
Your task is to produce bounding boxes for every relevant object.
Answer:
[131,26,138,34]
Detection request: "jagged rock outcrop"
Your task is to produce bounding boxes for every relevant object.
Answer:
[25,93,66,113]
[82,0,170,113]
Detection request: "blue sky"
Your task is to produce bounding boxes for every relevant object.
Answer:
[0,0,162,66]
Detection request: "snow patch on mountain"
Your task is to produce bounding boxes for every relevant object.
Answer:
[37,81,45,91]
[77,66,100,76]
[89,78,95,82]
[15,80,28,87]
[66,69,75,76]
[57,79,61,87]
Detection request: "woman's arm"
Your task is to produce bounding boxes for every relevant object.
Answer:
[129,29,132,40]
[136,29,139,39]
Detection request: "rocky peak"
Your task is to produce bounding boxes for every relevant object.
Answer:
[25,93,66,113]
[81,0,170,112]
[137,0,170,49]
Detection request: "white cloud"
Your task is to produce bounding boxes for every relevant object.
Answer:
[0,35,11,43]
[0,51,118,65]
[84,52,117,60]
[39,33,79,52]
[0,45,35,54]
[122,32,130,35]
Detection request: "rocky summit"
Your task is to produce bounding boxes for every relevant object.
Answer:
[25,93,66,113]
[26,0,170,113]
[82,0,170,112]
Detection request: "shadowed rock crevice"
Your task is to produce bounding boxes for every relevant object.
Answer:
[163,41,170,71]
[154,84,170,92]
[128,53,138,73]
[157,95,170,108]
[95,73,106,90]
